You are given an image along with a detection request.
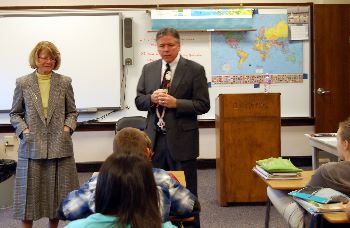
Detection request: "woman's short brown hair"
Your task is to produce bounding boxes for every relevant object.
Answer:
[29,41,61,70]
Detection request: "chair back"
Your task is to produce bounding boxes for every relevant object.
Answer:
[115,116,146,133]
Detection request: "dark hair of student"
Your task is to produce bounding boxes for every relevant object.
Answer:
[156,27,180,43]
[95,153,162,228]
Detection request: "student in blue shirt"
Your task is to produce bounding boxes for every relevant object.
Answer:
[58,127,199,222]
[65,153,176,228]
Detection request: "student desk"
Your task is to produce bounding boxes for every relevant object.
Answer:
[323,213,350,224]
[254,170,350,227]
[259,170,314,190]
[167,171,186,187]
[305,134,338,169]
[253,170,314,228]
[92,171,186,186]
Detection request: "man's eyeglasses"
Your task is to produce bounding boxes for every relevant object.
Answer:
[38,57,56,62]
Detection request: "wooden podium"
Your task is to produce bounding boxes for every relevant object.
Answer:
[215,93,281,206]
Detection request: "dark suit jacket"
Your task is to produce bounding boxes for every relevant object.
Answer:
[135,56,210,161]
[10,71,78,159]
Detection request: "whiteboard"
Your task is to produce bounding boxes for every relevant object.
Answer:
[0,12,122,111]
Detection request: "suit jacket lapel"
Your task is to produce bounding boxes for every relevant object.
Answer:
[46,73,61,124]
[170,56,186,95]
[154,60,162,89]
[28,73,46,124]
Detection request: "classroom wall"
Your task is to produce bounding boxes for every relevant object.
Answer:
[1,0,350,7]
[0,0,340,163]
[0,126,314,162]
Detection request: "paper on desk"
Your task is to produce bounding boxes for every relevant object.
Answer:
[316,137,337,147]
[325,140,337,147]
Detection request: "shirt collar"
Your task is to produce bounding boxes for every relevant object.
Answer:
[162,53,180,71]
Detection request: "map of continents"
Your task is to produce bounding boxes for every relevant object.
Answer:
[211,14,303,76]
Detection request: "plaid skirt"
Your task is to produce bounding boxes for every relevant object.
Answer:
[13,156,79,220]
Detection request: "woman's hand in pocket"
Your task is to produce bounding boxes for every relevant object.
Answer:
[63,125,71,132]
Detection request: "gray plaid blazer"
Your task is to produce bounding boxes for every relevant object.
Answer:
[10,71,78,159]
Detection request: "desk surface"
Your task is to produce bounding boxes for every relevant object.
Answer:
[323,212,350,224]
[167,171,186,187]
[258,170,314,190]
[305,134,338,170]
[305,134,337,155]
[93,170,186,187]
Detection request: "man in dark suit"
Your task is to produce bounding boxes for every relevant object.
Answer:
[135,27,210,198]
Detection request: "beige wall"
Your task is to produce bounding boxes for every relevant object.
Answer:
[0,0,339,162]
[0,126,315,162]
[1,0,350,7]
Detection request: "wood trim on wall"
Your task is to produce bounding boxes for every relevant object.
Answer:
[0,117,315,133]
[0,3,313,11]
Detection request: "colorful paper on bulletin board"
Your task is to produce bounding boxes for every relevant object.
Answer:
[211,74,304,85]
[151,9,254,30]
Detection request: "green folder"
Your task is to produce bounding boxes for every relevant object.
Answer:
[256,157,302,173]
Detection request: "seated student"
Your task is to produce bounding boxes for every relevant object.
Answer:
[65,153,176,228]
[58,127,199,222]
[268,117,350,228]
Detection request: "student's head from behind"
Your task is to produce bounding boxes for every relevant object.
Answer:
[95,153,161,228]
[337,117,350,160]
[113,127,153,160]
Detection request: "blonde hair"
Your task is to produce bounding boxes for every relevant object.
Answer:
[29,41,61,70]
[141,131,152,149]
[113,127,152,157]
[339,117,350,141]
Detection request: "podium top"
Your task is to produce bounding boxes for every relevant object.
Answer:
[216,93,281,118]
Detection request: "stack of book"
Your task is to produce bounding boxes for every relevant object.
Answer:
[289,186,349,214]
[293,198,346,214]
[253,165,302,180]
[253,157,303,180]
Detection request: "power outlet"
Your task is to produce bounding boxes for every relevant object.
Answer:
[4,135,16,146]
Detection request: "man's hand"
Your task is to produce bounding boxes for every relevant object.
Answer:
[151,89,177,108]
[151,89,176,108]
[151,89,165,104]
[158,92,177,108]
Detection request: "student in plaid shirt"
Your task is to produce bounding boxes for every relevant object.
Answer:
[57,127,200,222]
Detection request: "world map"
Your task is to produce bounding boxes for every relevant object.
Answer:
[211,14,303,77]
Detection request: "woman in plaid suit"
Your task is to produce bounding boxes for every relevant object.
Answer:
[10,41,79,228]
